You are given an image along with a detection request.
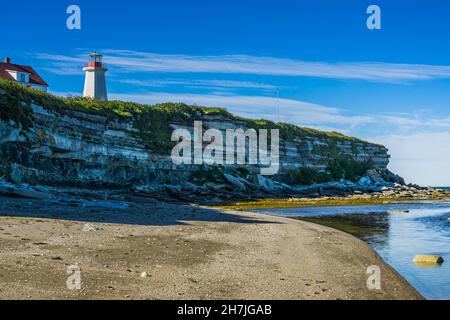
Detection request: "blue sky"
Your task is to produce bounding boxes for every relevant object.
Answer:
[2,0,450,185]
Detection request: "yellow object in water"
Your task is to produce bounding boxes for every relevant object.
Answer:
[387,210,410,214]
[413,255,444,265]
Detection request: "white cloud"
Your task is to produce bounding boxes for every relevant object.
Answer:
[117,78,278,90]
[374,132,450,186]
[37,50,450,83]
[382,115,450,130]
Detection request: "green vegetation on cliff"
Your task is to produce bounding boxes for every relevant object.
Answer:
[0,79,382,154]
[286,155,373,185]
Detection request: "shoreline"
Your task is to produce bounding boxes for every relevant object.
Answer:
[0,194,422,300]
[235,197,449,300]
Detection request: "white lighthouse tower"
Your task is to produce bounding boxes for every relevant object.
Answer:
[83,53,108,101]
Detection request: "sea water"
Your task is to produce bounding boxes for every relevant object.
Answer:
[253,201,450,300]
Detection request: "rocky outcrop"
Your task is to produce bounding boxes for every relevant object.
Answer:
[0,103,174,186]
[0,84,391,188]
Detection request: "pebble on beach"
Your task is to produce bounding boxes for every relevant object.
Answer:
[82,223,103,232]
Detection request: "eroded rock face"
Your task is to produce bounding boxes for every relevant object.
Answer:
[0,101,391,187]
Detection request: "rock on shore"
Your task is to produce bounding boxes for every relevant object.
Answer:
[1,166,449,208]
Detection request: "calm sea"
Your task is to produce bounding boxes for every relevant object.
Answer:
[253,201,450,300]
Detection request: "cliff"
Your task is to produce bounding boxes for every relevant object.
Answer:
[0,80,392,188]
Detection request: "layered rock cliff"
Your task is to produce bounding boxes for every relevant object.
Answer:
[0,80,392,188]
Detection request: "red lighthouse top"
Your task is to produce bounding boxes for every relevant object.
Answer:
[87,52,103,68]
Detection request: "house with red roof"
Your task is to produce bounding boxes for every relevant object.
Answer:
[0,57,48,91]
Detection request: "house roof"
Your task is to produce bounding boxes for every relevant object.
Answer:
[0,61,48,87]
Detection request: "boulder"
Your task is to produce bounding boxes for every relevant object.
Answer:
[358,176,372,188]
[381,169,406,185]
[323,182,338,189]
[290,185,315,193]
[362,169,398,189]
[398,191,413,198]
[413,255,444,265]
[134,184,164,193]
[255,175,277,192]
[182,182,200,191]
[0,181,51,200]
[368,186,383,192]
[387,210,410,214]
[381,189,397,197]
[205,183,228,191]
[223,173,246,191]
[366,169,386,185]
[275,181,295,191]
[164,184,183,192]
[408,183,422,190]
[80,200,129,209]
[82,223,103,232]
[340,179,359,190]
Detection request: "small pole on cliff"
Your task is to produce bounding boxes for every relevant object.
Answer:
[276,86,280,123]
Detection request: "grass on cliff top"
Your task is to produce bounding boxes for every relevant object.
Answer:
[0,79,381,152]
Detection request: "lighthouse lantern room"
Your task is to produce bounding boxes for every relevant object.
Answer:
[83,53,108,101]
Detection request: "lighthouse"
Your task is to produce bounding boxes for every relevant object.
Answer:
[83,53,108,101]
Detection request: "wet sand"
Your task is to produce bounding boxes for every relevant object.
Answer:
[0,195,422,300]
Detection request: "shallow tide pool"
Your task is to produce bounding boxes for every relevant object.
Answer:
[253,202,450,300]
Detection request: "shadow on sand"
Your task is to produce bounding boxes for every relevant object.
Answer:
[0,194,279,227]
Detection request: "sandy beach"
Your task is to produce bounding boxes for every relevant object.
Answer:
[0,194,422,300]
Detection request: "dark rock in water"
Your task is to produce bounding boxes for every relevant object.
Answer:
[387,210,410,214]
[413,255,444,265]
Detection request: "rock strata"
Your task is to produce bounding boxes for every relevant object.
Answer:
[0,87,390,188]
